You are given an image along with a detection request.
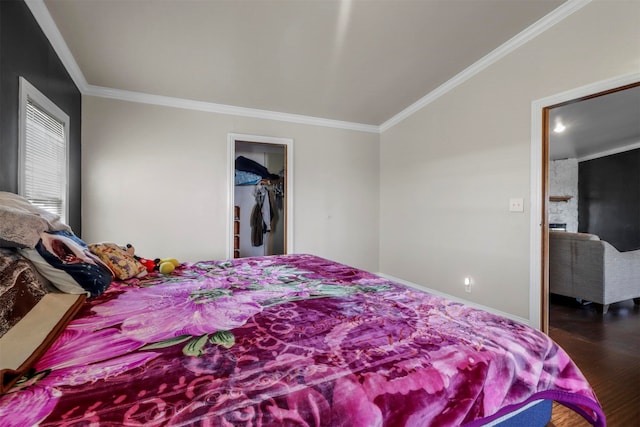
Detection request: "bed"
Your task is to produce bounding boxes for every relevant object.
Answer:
[1,250,605,426]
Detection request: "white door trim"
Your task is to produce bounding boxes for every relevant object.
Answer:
[227,133,294,259]
[529,71,640,330]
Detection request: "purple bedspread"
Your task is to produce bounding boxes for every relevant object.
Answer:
[0,254,604,426]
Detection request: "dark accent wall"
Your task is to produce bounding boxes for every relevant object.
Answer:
[578,148,640,251]
[0,0,81,234]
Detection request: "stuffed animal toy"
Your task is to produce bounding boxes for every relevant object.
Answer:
[125,244,180,274]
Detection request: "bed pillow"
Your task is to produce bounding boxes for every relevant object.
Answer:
[88,243,147,280]
[0,191,70,233]
[19,231,113,297]
[0,206,49,248]
[19,248,89,295]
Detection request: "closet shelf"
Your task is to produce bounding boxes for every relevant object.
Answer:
[549,196,572,202]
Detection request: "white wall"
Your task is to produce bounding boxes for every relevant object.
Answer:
[81,0,639,321]
[549,159,578,232]
[379,0,640,320]
[81,96,380,272]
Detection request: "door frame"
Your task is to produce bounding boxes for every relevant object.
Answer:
[227,133,294,259]
[529,71,640,332]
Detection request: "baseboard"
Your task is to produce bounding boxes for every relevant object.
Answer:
[375,272,531,326]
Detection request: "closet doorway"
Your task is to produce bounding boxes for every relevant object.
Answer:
[228,134,293,259]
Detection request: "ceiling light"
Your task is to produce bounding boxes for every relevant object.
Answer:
[553,121,566,133]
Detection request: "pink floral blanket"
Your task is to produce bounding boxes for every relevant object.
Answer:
[0,254,604,426]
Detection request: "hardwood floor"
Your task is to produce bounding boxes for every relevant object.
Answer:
[546,295,640,426]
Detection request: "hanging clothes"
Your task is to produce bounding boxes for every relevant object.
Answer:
[250,186,272,246]
[268,188,279,233]
[250,201,264,247]
[235,170,262,186]
[260,188,271,233]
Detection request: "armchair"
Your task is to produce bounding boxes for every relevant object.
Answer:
[549,231,640,313]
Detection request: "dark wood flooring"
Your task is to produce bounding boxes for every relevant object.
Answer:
[546,295,640,427]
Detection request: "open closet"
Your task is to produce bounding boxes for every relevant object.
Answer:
[233,140,287,258]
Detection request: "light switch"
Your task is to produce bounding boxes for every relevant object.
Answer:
[509,198,524,212]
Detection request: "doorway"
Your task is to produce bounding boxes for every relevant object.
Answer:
[530,73,640,332]
[228,133,294,259]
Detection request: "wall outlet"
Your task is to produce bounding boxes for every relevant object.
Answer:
[464,277,472,293]
[509,198,524,212]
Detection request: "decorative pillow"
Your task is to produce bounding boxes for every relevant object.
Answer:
[88,243,147,280]
[0,206,49,248]
[19,231,113,298]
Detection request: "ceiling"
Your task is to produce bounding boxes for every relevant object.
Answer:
[43,0,564,126]
[39,0,639,158]
[549,84,640,160]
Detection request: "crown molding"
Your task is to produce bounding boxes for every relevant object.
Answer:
[85,85,380,133]
[25,0,89,92]
[27,0,588,136]
[25,0,378,134]
[379,0,592,133]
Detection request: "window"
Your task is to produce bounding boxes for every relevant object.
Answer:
[19,77,70,223]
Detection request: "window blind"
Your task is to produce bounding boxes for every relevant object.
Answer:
[23,98,67,217]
